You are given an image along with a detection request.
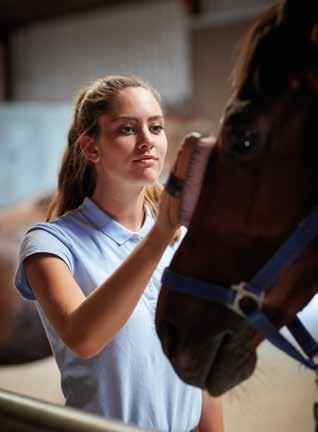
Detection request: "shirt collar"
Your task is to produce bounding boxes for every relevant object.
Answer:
[79,197,154,245]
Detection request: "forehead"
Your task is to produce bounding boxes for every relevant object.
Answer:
[110,87,163,117]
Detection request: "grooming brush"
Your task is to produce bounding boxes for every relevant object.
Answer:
[165,132,216,227]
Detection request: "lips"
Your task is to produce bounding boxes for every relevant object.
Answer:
[133,155,159,163]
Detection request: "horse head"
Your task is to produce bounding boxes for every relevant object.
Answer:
[156,0,318,396]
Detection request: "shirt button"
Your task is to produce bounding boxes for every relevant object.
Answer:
[131,234,140,243]
[148,281,156,291]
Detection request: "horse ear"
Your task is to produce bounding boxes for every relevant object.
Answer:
[281,0,318,41]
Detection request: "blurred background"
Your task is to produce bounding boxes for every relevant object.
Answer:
[0,1,317,431]
[0,0,276,205]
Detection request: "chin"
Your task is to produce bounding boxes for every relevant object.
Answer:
[205,352,257,396]
[134,173,160,187]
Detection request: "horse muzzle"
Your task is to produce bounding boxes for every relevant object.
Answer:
[156,292,258,395]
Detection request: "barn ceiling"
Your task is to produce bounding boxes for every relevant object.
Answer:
[0,0,154,36]
[0,1,271,37]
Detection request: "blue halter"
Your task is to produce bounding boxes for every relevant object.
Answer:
[162,207,318,371]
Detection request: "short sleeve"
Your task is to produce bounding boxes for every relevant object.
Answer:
[15,224,74,301]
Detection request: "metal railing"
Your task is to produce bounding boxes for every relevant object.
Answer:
[0,388,146,432]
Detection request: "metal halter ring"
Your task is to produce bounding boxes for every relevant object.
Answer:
[230,282,264,318]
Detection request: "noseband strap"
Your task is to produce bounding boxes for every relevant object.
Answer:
[162,206,318,371]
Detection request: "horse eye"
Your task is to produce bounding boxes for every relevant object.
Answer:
[227,129,259,159]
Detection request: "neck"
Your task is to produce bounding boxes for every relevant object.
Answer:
[92,181,146,232]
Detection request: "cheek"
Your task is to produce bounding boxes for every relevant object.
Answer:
[100,137,133,161]
[159,135,168,158]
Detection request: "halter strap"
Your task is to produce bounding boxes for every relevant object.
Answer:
[162,268,318,370]
[250,206,318,294]
[162,206,318,371]
[288,317,318,359]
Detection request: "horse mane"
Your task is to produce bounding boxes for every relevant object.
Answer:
[232,6,277,99]
[228,2,318,214]
[232,4,318,101]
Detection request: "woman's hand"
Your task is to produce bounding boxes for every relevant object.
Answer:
[155,188,181,239]
[155,134,194,238]
[155,133,216,238]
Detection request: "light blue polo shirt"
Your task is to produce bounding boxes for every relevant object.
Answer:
[15,197,201,431]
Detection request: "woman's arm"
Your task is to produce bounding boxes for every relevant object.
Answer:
[196,391,224,432]
[25,192,178,359]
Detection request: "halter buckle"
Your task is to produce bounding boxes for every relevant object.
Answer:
[230,282,264,318]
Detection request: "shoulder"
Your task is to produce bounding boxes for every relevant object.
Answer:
[15,215,80,300]
[24,207,84,246]
[19,210,83,269]
[23,220,70,252]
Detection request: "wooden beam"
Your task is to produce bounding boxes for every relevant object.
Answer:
[0,40,5,101]
[0,36,12,101]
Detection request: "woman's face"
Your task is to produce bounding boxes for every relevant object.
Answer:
[94,87,167,188]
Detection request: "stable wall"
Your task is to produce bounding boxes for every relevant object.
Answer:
[10,1,191,109]
[190,18,254,131]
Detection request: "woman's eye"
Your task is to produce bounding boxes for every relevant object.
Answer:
[119,125,135,135]
[226,129,259,159]
[150,124,164,134]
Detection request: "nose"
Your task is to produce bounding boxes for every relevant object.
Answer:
[136,128,154,151]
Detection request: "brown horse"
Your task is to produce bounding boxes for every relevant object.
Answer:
[156,0,318,397]
[0,195,52,364]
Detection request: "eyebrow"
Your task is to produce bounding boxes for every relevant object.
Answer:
[111,115,164,122]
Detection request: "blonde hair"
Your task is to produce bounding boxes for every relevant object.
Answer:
[47,75,163,221]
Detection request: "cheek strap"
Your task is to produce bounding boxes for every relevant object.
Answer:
[165,132,216,227]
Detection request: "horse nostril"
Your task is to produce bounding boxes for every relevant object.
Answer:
[158,320,177,358]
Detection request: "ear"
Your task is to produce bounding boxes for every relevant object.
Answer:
[78,135,100,164]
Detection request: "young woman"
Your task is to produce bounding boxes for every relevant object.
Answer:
[15,75,223,432]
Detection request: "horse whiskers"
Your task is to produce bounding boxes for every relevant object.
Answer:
[249,361,267,388]
[225,360,266,407]
[225,378,250,404]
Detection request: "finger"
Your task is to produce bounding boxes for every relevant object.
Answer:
[179,134,216,227]
[165,133,216,227]
[165,133,201,199]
